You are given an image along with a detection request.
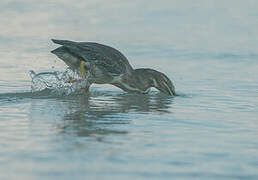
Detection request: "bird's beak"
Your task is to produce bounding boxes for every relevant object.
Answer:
[79,61,86,79]
[154,77,176,96]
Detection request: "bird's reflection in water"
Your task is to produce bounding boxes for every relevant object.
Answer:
[25,89,174,141]
[113,93,173,113]
[58,91,174,140]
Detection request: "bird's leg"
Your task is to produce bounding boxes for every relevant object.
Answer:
[84,84,90,92]
[83,72,92,93]
[79,60,86,79]
[79,60,92,93]
[66,61,86,83]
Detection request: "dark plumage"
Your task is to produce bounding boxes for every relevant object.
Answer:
[51,39,176,96]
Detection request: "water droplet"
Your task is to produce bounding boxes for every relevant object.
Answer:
[29,68,88,95]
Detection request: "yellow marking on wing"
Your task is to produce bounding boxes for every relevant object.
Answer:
[80,61,86,79]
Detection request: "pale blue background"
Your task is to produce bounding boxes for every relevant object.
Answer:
[0,1,258,179]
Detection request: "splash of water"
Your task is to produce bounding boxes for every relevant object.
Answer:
[29,69,87,95]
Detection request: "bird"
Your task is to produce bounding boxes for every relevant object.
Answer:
[51,39,176,96]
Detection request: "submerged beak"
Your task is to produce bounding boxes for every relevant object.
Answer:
[79,61,86,79]
[154,77,176,96]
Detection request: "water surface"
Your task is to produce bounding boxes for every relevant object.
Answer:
[1,0,258,179]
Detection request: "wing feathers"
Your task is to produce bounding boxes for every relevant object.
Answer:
[51,39,133,75]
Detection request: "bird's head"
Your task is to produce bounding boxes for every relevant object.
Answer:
[135,68,176,96]
[151,71,176,96]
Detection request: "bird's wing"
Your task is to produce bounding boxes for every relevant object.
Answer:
[51,39,133,76]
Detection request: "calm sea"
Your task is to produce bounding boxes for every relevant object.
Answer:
[1,1,258,179]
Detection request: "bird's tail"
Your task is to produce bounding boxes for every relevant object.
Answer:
[51,39,78,47]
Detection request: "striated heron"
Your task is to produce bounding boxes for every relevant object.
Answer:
[51,39,176,96]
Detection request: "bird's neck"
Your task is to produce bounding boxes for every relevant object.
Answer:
[112,68,153,94]
[125,68,155,91]
[113,68,175,96]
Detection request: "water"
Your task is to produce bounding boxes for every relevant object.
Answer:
[29,69,87,95]
[1,1,258,179]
